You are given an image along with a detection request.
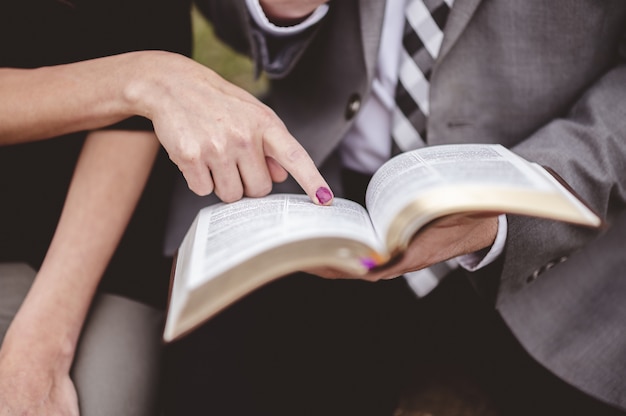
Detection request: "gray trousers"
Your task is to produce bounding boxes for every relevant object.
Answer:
[0,263,164,416]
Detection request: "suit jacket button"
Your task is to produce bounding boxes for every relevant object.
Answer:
[526,256,568,283]
[527,269,541,283]
[345,93,361,120]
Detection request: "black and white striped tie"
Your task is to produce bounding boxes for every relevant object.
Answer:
[393,0,457,297]
[392,0,454,153]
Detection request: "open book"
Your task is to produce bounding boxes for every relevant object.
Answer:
[163,144,601,341]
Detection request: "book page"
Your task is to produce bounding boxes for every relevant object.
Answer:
[187,194,383,288]
[365,144,567,241]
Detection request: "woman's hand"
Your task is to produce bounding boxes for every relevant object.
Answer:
[0,51,333,205]
[0,330,78,416]
[128,51,332,204]
[0,365,78,416]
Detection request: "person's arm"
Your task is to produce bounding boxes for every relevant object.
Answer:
[0,50,332,204]
[0,129,159,415]
[499,67,626,292]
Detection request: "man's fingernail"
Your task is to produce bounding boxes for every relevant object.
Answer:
[315,187,333,204]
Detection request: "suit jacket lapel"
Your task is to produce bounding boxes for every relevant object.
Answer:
[357,0,482,78]
[438,0,483,62]
[359,0,386,80]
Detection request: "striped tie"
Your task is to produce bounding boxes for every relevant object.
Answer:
[392,0,454,154]
[393,0,457,297]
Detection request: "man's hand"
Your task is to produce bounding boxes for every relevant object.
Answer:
[258,0,328,24]
[130,52,333,204]
[308,213,500,281]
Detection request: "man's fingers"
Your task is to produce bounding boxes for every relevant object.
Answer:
[264,126,333,205]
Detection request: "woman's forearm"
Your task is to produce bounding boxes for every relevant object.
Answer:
[0,53,152,145]
[1,129,159,370]
[0,50,332,203]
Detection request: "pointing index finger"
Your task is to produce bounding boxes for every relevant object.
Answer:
[263,125,334,205]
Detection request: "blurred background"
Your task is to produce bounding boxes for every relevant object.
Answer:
[192,7,268,97]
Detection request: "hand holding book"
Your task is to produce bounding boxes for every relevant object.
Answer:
[164,144,602,341]
[307,211,500,281]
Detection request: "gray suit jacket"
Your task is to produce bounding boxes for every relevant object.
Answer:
[180,0,626,408]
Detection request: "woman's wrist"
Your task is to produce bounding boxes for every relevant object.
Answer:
[1,316,75,374]
[117,51,160,120]
[119,50,188,121]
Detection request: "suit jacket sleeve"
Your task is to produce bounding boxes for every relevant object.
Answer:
[496,56,626,301]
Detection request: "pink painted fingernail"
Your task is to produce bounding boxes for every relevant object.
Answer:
[315,187,333,205]
[361,257,377,270]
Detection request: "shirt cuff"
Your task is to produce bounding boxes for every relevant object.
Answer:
[245,0,329,37]
[458,214,508,272]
